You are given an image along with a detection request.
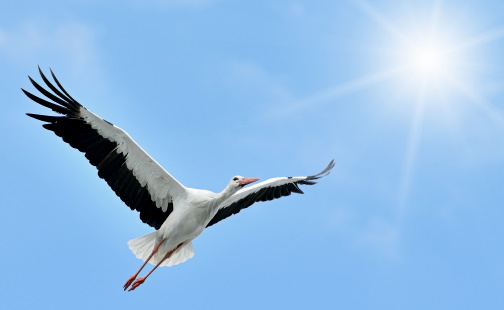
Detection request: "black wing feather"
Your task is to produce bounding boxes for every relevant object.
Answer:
[22,88,71,115]
[28,76,77,112]
[24,68,170,229]
[38,67,75,105]
[50,68,79,103]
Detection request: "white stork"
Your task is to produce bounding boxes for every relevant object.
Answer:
[23,67,335,291]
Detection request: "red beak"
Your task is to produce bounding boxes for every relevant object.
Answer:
[239,178,260,186]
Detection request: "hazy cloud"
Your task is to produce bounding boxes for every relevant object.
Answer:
[326,208,401,260]
[0,20,99,73]
[289,3,306,17]
[127,0,214,9]
[357,217,401,260]
[226,60,295,105]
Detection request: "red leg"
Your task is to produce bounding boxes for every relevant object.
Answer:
[123,238,166,291]
[128,243,183,292]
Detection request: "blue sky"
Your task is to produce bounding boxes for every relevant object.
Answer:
[1,0,504,309]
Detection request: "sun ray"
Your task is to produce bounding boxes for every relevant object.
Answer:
[444,72,504,131]
[398,80,427,223]
[267,65,408,119]
[428,0,442,36]
[447,26,504,55]
[352,0,409,43]
[353,0,442,224]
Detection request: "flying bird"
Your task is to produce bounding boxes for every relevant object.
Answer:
[23,67,335,291]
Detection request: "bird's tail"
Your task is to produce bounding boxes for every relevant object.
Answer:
[128,232,195,267]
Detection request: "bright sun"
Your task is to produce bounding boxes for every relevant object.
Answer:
[411,44,444,76]
[400,37,457,88]
[355,1,472,98]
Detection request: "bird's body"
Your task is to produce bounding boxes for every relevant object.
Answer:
[139,185,243,268]
[23,68,334,291]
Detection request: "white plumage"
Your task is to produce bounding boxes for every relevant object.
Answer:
[23,67,334,291]
[128,232,194,267]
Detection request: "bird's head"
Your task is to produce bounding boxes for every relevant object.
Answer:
[229,176,260,189]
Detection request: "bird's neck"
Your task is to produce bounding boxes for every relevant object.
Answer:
[212,185,238,206]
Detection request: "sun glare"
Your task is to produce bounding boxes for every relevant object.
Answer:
[350,0,501,219]
[395,34,462,94]
[411,44,444,77]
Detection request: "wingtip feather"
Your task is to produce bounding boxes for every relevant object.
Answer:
[49,68,77,103]
[306,159,335,180]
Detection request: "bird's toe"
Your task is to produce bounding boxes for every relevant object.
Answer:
[128,277,146,291]
[123,275,137,291]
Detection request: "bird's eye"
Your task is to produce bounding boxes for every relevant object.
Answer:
[233,177,238,181]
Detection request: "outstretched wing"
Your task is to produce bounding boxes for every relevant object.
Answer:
[206,160,335,227]
[23,67,187,229]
